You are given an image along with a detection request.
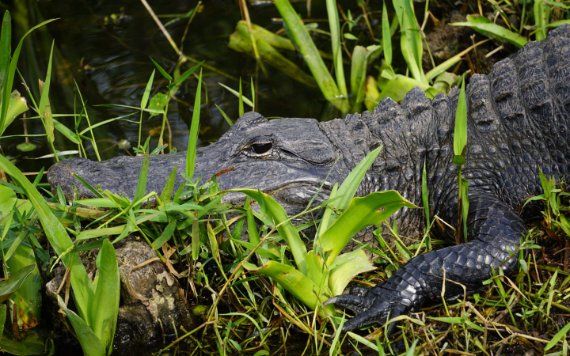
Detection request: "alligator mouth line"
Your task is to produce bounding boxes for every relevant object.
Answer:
[221,179,333,207]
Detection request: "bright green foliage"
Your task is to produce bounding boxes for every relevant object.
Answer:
[452,77,469,242]
[0,156,120,356]
[525,171,570,237]
[453,2,569,46]
[452,15,528,48]
[238,147,414,314]
[0,11,55,136]
[186,69,202,179]
[273,0,348,112]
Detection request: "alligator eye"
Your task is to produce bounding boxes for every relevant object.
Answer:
[250,142,273,155]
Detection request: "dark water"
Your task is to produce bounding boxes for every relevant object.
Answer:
[3,0,345,169]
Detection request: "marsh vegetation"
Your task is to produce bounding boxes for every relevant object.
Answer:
[0,0,568,354]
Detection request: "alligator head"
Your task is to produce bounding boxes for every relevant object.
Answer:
[48,112,356,213]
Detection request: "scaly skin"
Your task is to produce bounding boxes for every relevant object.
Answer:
[48,26,569,331]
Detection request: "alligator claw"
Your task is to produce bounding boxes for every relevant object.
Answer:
[327,286,410,332]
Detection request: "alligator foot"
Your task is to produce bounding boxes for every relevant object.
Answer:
[326,285,410,332]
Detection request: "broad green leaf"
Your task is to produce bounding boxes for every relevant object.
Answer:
[329,249,375,295]
[0,155,92,320]
[0,331,45,355]
[452,15,527,48]
[256,260,319,309]
[305,251,328,294]
[147,92,168,115]
[379,74,429,103]
[6,244,41,330]
[350,45,380,111]
[186,69,202,179]
[228,22,315,88]
[89,239,120,355]
[0,264,34,303]
[232,189,307,272]
[320,190,415,264]
[58,296,105,356]
[2,90,28,133]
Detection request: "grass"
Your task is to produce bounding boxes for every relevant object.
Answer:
[0,1,569,355]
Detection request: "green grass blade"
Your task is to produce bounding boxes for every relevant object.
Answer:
[0,155,92,320]
[274,0,347,112]
[256,260,319,309]
[138,70,155,147]
[326,0,347,97]
[218,82,254,108]
[393,0,425,83]
[545,322,570,351]
[452,15,528,48]
[186,69,202,179]
[421,159,430,227]
[58,297,105,356]
[350,45,380,111]
[426,41,484,81]
[330,146,382,212]
[453,76,467,163]
[238,78,244,117]
[0,16,57,136]
[382,1,392,66]
[89,239,120,355]
[38,41,56,153]
[134,154,150,202]
[232,188,307,272]
[0,11,11,92]
[533,0,549,41]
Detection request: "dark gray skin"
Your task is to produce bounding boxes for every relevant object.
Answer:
[48,26,569,331]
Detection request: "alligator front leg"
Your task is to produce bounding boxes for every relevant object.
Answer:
[327,193,526,331]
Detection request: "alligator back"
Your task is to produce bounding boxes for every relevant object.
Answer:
[461,25,569,208]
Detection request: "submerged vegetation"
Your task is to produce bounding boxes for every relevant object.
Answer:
[0,0,568,354]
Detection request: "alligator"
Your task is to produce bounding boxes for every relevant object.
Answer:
[48,26,569,331]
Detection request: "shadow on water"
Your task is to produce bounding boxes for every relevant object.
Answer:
[3,0,340,171]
